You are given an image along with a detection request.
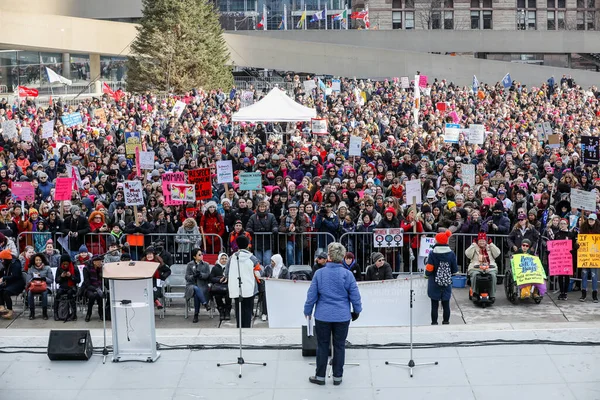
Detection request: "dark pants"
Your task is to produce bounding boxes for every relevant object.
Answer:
[431,299,450,324]
[85,288,103,316]
[192,286,208,314]
[234,296,254,328]
[55,287,77,317]
[0,289,17,310]
[213,294,231,312]
[557,275,570,294]
[315,319,350,379]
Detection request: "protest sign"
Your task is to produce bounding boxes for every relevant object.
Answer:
[125,131,141,158]
[582,136,600,164]
[188,168,212,200]
[138,151,155,170]
[240,91,254,108]
[239,172,262,191]
[418,75,428,88]
[349,136,362,156]
[436,102,447,112]
[419,236,436,258]
[547,240,573,276]
[42,120,55,139]
[311,118,327,135]
[123,180,144,206]
[543,121,553,137]
[216,160,233,184]
[534,122,545,141]
[161,172,185,206]
[511,254,545,285]
[61,112,83,128]
[577,234,600,268]
[570,189,596,212]
[373,228,404,248]
[443,123,460,144]
[94,108,107,124]
[2,120,16,140]
[405,179,422,205]
[11,182,35,202]
[468,124,485,144]
[303,80,316,92]
[461,164,475,188]
[548,134,560,148]
[54,178,73,201]
[400,76,409,89]
[331,79,341,91]
[171,101,186,119]
[21,127,32,142]
[170,183,196,203]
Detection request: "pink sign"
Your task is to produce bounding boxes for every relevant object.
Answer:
[11,182,35,202]
[54,178,73,201]
[548,239,573,276]
[419,75,428,88]
[449,111,459,124]
[161,172,186,206]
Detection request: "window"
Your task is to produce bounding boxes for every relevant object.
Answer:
[528,10,536,29]
[577,0,584,7]
[406,0,415,7]
[432,11,441,28]
[405,11,414,28]
[587,11,595,29]
[547,10,556,29]
[444,0,454,7]
[578,10,585,29]
[393,0,402,8]
[444,10,454,29]
[518,0,526,7]
[547,0,554,7]
[482,0,492,6]
[471,10,480,28]
[528,0,536,7]
[483,10,492,28]
[576,10,595,30]
[393,11,402,28]
[558,0,565,7]
[557,10,565,28]
[471,0,479,7]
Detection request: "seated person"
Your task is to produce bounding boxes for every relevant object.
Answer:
[142,247,171,310]
[465,232,500,299]
[0,249,25,320]
[365,252,393,281]
[53,254,81,321]
[26,253,54,320]
[208,253,232,321]
[82,254,105,322]
[513,238,546,298]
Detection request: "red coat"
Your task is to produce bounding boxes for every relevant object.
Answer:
[200,212,225,254]
[400,219,423,249]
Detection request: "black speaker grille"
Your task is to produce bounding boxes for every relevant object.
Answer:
[47,330,93,361]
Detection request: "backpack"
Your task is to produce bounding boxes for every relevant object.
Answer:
[434,260,452,287]
[57,296,73,321]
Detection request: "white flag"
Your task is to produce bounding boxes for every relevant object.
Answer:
[46,67,72,86]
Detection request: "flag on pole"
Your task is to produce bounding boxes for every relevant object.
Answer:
[502,73,512,89]
[333,9,347,28]
[413,75,420,126]
[297,9,307,28]
[257,16,264,29]
[46,67,72,86]
[310,9,325,22]
[278,14,285,29]
[472,75,479,93]
[102,82,124,102]
[17,86,39,98]
[257,4,267,30]
[350,9,369,28]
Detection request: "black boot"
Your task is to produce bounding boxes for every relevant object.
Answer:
[86,303,94,322]
[580,290,587,302]
[42,307,48,320]
[54,304,59,321]
[70,300,77,321]
[193,314,199,323]
[593,291,598,303]
[225,308,231,320]
[28,308,35,320]
[218,308,225,320]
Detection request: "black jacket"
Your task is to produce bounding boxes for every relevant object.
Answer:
[365,262,394,281]
[61,215,90,250]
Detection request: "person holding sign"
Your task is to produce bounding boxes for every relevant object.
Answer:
[550,219,576,301]
[578,214,600,302]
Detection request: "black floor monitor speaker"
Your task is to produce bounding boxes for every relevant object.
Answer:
[48,330,93,361]
[301,325,332,357]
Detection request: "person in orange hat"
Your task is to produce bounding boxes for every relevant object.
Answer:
[0,248,24,320]
[425,229,458,325]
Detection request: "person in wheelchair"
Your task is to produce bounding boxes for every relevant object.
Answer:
[513,238,546,299]
[465,232,500,300]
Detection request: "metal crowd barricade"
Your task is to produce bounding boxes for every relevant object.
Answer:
[250,231,336,268]
[16,231,66,254]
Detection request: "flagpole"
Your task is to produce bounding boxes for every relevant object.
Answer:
[284,4,287,30]
[304,5,307,30]
[345,4,349,30]
[325,5,328,30]
[263,4,267,30]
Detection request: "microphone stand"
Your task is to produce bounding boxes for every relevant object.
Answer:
[217,251,266,378]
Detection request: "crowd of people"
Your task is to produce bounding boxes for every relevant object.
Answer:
[0,72,599,323]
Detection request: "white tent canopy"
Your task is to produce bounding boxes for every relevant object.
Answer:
[232,87,316,122]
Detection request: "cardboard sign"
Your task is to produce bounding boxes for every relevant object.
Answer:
[11,182,35,202]
[419,236,436,258]
[125,131,141,158]
[61,112,83,127]
[94,108,107,124]
[511,254,545,285]
[547,240,573,276]
[170,183,196,203]
[468,124,485,144]
[444,123,461,144]
[405,179,422,205]
[21,127,32,142]
[123,180,144,206]
[578,234,600,268]
[571,189,596,212]
[582,136,600,164]
[418,75,428,88]
[400,76,409,89]
[462,164,475,188]
[42,120,55,139]
[54,178,73,201]
[311,118,328,135]
[188,168,212,200]
[216,160,233,184]
[373,228,404,248]
[2,120,17,140]
[138,151,155,170]
[349,136,362,156]
[161,172,185,205]
[171,101,186,119]
[239,172,262,191]
[548,134,560,149]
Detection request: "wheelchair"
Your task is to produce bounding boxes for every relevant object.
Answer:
[504,255,544,305]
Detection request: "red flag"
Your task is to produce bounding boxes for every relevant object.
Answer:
[18,86,39,98]
[350,10,369,28]
[257,16,264,29]
[102,82,124,102]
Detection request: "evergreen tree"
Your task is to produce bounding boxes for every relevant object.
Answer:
[126,0,232,93]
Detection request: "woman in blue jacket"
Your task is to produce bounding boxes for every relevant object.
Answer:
[425,230,458,325]
[304,242,362,386]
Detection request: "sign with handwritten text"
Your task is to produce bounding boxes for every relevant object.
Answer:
[54,178,73,201]
[547,239,573,276]
[578,234,600,268]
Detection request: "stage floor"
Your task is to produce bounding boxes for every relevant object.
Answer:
[1,322,599,400]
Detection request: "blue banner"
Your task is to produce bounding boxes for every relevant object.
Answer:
[61,112,83,128]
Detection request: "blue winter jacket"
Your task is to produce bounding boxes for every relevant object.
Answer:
[304,262,362,322]
[425,245,458,301]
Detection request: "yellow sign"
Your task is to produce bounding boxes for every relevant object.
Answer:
[577,234,600,268]
[511,254,545,285]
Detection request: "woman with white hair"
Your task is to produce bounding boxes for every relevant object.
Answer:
[304,242,362,386]
[176,218,201,263]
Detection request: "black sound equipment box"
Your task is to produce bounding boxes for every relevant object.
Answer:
[47,330,93,361]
